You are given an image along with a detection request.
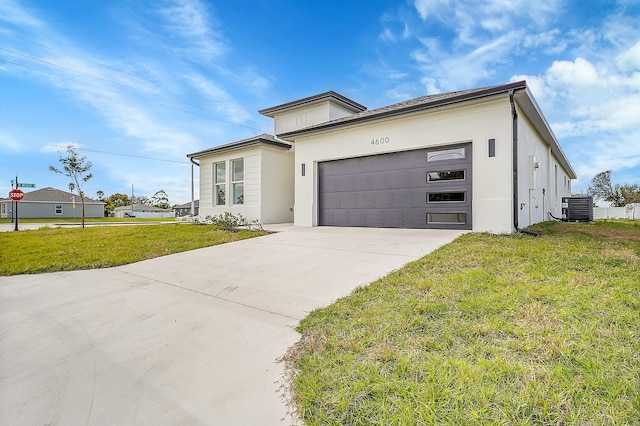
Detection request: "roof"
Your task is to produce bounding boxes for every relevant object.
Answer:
[4,187,105,204]
[276,81,576,179]
[259,91,367,117]
[277,81,528,139]
[113,204,173,212]
[175,200,199,209]
[186,134,292,159]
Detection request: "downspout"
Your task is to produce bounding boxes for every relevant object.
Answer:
[190,157,199,216]
[509,90,538,236]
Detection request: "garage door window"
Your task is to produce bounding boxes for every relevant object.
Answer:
[427,170,465,182]
[427,147,466,162]
[428,192,465,203]
[427,212,466,224]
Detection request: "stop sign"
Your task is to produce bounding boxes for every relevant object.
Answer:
[9,189,24,201]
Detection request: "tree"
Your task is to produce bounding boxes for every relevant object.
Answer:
[587,170,640,207]
[132,195,150,205]
[96,190,105,201]
[103,193,131,216]
[49,145,93,228]
[151,190,170,209]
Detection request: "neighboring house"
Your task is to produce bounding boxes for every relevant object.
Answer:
[187,81,576,233]
[113,204,174,218]
[174,200,199,217]
[0,187,105,219]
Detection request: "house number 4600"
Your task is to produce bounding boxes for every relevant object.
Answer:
[371,137,390,145]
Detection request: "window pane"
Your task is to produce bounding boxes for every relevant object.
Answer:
[216,185,226,205]
[233,183,244,205]
[215,163,226,184]
[428,192,465,203]
[427,147,465,162]
[427,170,465,182]
[232,159,244,182]
[427,213,466,224]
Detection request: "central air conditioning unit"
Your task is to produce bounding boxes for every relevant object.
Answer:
[562,196,593,222]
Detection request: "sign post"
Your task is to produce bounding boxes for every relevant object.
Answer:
[9,188,24,232]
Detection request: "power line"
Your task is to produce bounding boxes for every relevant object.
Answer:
[50,144,191,164]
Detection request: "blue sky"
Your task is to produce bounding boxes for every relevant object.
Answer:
[1,0,639,205]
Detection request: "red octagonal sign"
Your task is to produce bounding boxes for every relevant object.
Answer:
[9,189,24,201]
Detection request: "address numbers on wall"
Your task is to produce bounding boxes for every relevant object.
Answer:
[370,137,390,146]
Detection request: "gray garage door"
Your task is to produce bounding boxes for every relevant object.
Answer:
[318,143,472,229]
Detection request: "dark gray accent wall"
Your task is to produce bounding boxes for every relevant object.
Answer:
[318,143,472,229]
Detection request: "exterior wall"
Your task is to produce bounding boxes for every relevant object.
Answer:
[260,146,295,223]
[197,145,293,224]
[274,101,330,135]
[198,146,262,221]
[3,201,104,218]
[293,98,515,233]
[517,110,572,227]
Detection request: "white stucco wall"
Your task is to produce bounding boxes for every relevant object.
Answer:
[292,98,516,233]
[196,145,293,224]
[273,100,360,135]
[197,147,262,221]
[517,110,572,227]
[260,146,295,223]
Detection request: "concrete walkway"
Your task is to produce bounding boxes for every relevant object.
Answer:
[0,226,464,425]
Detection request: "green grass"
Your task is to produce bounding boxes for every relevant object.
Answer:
[0,217,169,224]
[0,224,265,275]
[285,220,640,425]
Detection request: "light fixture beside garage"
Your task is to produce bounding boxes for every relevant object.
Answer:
[488,138,496,157]
[301,163,306,176]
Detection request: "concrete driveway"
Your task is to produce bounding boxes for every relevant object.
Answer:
[0,225,464,425]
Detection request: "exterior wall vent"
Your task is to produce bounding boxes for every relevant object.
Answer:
[562,196,593,222]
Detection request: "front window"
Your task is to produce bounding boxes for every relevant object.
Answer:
[214,162,226,205]
[232,159,244,205]
[55,204,63,215]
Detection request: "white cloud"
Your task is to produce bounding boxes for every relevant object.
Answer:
[617,39,640,72]
[547,57,599,87]
[0,0,45,28]
[0,130,22,151]
[156,0,226,60]
[40,142,81,153]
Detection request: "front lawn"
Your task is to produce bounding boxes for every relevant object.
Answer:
[0,224,265,275]
[285,220,639,424]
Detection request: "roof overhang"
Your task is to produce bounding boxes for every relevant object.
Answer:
[186,134,292,159]
[259,91,366,118]
[277,81,528,140]
[513,87,577,179]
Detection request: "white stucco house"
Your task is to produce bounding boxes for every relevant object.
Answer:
[187,81,576,233]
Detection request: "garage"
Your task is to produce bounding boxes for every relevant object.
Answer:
[318,143,472,229]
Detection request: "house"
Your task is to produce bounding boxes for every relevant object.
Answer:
[113,204,175,219]
[0,187,105,219]
[187,81,576,233]
[174,200,199,217]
